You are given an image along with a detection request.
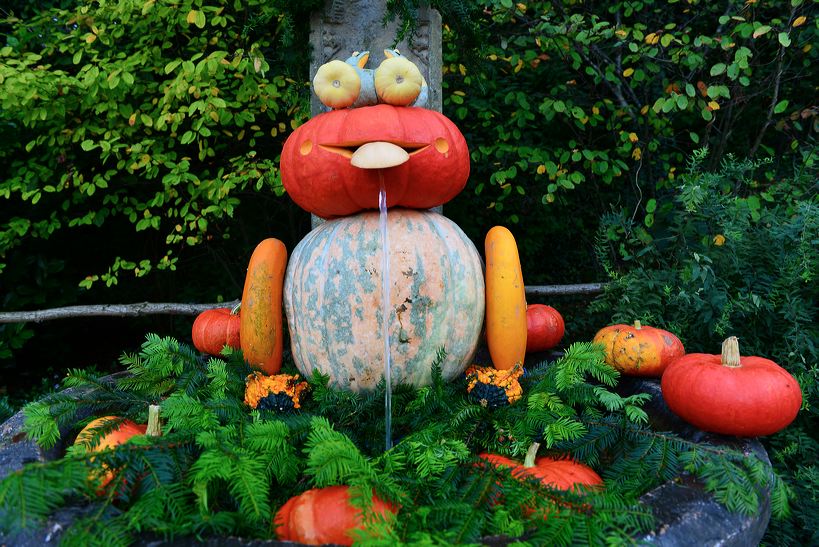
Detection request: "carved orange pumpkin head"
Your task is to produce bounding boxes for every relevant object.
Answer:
[281,104,469,218]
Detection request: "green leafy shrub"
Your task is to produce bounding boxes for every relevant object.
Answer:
[593,150,818,545]
[435,0,816,282]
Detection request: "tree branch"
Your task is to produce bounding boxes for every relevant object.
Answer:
[0,301,241,324]
[0,284,608,324]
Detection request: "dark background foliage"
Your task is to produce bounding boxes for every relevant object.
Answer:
[1,0,816,543]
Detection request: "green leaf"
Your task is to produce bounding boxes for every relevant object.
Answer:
[774,100,789,114]
[752,25,771,39]
[80,140,95,151]
[675,95,688,109]
[778,32,791,47]
[710,63,726,76]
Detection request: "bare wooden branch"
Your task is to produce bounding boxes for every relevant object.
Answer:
[0,284,608,324]
[525,283,606,297]
[0,300,241,324]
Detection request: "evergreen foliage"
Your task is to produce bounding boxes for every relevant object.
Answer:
[0,335,789,545]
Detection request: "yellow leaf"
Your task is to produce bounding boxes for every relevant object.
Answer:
[632,147,642,160]
[536,165,546,175]
[186,10,197,24]
[208,111,219,123]
[516,3,527,12]
[459,64,467,76]
[708,100,720,110]
[793,16,807,27]
[640,105,649,115]
[713,234,726,246]
[592,106,600,115]
[85,34,96,44]
[628,132,639,143]
[615,29,628,38]
[128,113,136,126]
[623,67,634,77]
[803,44,812,53]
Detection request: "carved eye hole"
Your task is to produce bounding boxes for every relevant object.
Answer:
[434,138,449,154]
[300,140,313,156]
[374,56,423,106]
[313,60,361,109]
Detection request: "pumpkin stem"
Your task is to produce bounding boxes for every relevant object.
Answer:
[721,337,742,368]
[146,404,162,437]
[230,301,241,315]
[523,441,541,468]
[633,320,642,330]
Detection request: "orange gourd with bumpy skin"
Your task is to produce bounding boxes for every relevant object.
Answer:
[485,226,527,370]
[274,485,397,546]
[240,238,287,375]
[593,320,684,377]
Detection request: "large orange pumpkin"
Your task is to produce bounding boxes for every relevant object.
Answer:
[284,208,484,392]
[274,485,396,546]
[280,104,470,218]
[661,337,802,436]
[593,320,685,377]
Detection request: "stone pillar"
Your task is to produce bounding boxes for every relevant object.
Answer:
[309,1,443,228]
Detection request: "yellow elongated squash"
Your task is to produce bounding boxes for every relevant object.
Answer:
[485,226,527,370]
[240,238,288,374]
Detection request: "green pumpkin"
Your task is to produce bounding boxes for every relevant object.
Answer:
[284,208,485,392]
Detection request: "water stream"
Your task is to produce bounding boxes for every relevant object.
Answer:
[378,174,393,450]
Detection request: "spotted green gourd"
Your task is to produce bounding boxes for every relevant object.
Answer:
[284,208,485,391]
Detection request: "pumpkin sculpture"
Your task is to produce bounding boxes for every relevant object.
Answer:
[593,320,685,377]
[274,485,397,546]
[661,337,802,437]
[284,208,484,391]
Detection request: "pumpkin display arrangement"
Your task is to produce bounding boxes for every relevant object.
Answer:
[1,51,800,547]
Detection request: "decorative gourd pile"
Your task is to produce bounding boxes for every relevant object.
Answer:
[179,50,802,545]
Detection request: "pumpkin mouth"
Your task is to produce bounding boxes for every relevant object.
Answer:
[319,140,430,165]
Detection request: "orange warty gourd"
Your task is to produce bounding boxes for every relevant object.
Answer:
[485,226,527,370]
[274,485,397,546]
[240,238,287,375]
[191,305,241,356]
[593,320,685,377]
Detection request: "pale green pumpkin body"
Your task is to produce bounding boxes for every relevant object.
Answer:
[284,208,485,391]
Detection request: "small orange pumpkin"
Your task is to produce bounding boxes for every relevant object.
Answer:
[525,304,565,353]
[191,305,241,356]
[74,416,147,490]
[274,485,397,546]
[593,320,685,377]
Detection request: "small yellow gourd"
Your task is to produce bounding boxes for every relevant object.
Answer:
[484,226,527,370]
